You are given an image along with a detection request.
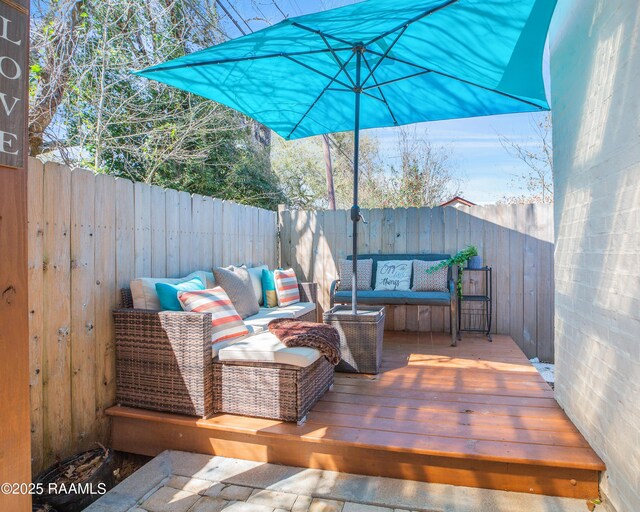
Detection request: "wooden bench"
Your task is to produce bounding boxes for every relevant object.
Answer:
[330,254,458,345]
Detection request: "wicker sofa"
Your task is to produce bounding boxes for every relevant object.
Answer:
[113,282,333,423]
[330,254,458,345]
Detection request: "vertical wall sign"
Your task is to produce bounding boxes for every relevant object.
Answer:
[0,1,28,168]
[0,0,31,511]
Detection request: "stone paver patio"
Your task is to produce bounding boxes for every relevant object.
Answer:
[86,451,595,512]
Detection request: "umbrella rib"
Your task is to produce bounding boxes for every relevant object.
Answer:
[286,51,357,139]
[361,91,387,103]
[362,70,433,91]
[360,25,408,89]
[367,50,547,110]
[362,53,399,126]
[366,0,461,47]
[138,47,350,73]
[291,21,354,47]
[284,56,353,90]
[319,33,356,87]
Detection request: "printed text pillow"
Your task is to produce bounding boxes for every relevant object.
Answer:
[374,260,412,291]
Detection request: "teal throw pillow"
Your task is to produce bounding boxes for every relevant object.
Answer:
[261,269,278,308]
[155,277,204,311]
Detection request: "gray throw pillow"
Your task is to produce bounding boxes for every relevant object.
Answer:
[213,266,260,319]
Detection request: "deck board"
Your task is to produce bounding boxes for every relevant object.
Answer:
[107,332,604,498]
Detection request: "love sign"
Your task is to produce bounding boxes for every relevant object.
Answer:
[0,1,28,169]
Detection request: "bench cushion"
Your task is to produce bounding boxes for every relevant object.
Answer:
[334,290,451,306]
[217,331,321,367]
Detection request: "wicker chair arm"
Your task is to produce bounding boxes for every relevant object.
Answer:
[448,277,456,297]
[298,282,318,304]
[113,307,212,326]
[113,308,214,417]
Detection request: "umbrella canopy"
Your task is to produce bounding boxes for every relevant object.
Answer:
[136,0,556,312]
[136,0,555,140]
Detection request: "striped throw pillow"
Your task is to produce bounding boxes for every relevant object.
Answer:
[178,287,248,345]
[274,268,301,307]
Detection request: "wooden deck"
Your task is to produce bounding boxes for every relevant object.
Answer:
[107,332,604,499]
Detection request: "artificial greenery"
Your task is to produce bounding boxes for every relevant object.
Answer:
[426,246,479,298]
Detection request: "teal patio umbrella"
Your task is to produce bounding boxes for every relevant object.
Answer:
[136,0,556,313]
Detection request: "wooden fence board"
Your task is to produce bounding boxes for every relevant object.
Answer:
[523,204,540,358]
[150,186,167,278]
[27,160,45,473]
[115,179,135,294]
[93,173,116,445]
[213,199,224,267]
[70,169,97,452]
[134,182,151,278]
[165,188,180,278]
[201,196,215,270]
[42,162,72,466]
[191,195,205,270]
[178,191,193,275]
[509,205,526,352]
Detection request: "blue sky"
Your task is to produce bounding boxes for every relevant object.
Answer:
[222,0,551,204]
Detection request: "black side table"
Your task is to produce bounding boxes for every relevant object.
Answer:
[457,266,492,341]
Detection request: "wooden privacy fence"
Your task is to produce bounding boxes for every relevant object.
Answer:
[279,204,554,361]
[27,158,278,474]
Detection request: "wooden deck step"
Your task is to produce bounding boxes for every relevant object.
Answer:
[107,333,604,499]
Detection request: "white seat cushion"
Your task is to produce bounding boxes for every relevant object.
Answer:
[211,324,264,357]
[217,332,321,368]
[211,337,240,358]
[243,307,295,331]
[278,302,316,319]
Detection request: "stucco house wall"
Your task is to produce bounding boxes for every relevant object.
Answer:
[550,1,640,511]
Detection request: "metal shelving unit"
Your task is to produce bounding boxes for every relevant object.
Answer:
[458,266,492,341]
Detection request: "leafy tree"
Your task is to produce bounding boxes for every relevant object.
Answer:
[499,113,553,205]
[385,127,461,208]
[272,128,460,209]
[30,0,284,209]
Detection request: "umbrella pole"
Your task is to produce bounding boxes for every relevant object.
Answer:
[351,47,363,315]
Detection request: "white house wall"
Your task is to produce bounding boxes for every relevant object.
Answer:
[550,1,640,511]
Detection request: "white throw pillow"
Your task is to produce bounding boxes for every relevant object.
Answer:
[130,270,214,310]
[247,265,268,305]
[374,260,412,291]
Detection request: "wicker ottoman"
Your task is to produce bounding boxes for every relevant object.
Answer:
[323,305,386,374]
[212,355,334,424]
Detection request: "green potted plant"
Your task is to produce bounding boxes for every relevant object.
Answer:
[426,246,479,298]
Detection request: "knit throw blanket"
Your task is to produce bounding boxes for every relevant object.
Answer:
[268,318,341,366]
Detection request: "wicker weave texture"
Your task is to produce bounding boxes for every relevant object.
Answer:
[324,306,386,374]
[113,308,214,417]
[213,356,334,422]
